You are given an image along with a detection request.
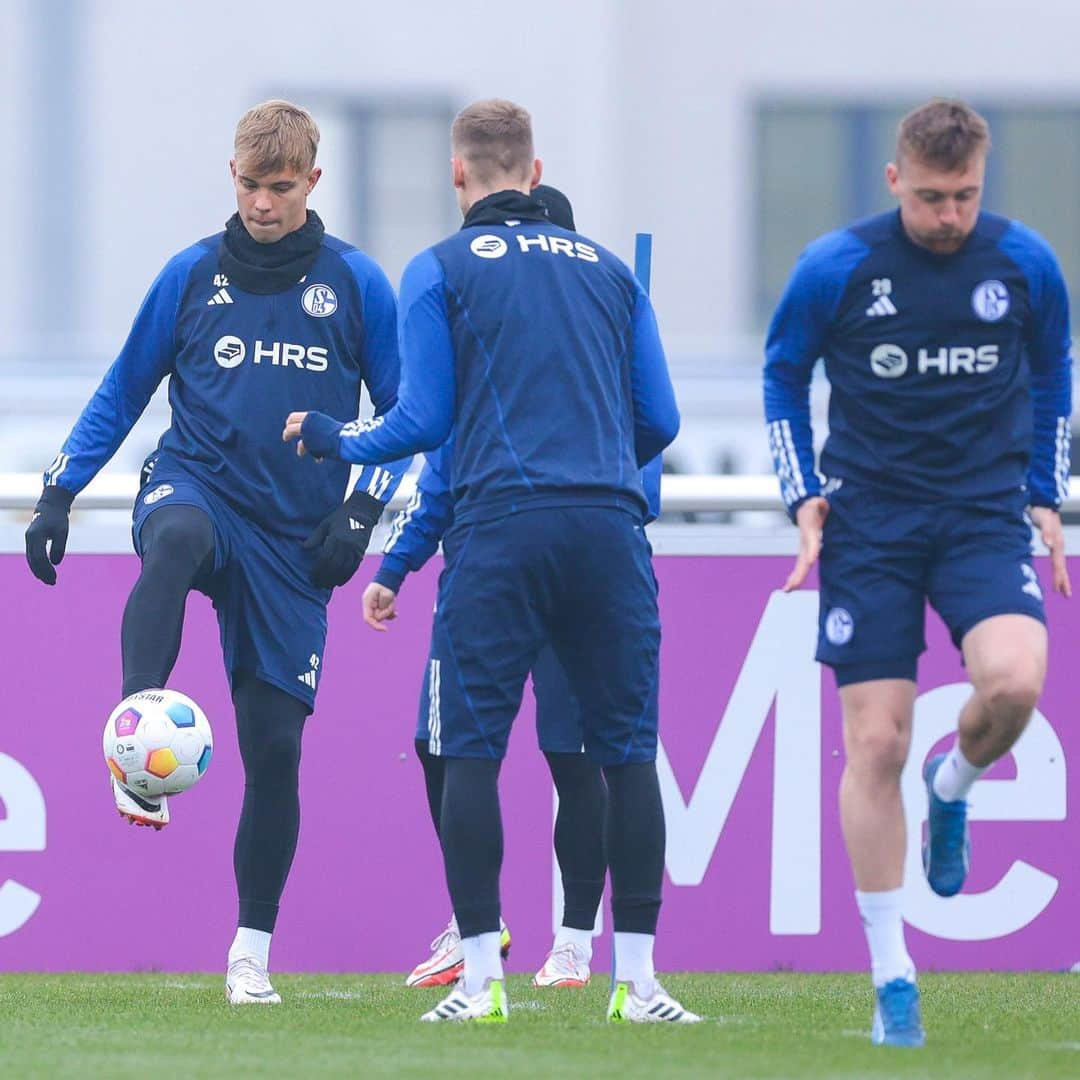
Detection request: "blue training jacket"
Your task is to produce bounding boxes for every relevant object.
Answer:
[764,209,1072,515]
[44,229,409,539]
[304,191,680,525]
[374,442,664,592]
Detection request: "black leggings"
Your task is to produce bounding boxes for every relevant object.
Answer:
[232,673,307,933]
[122,505,307,933]
[417,741,608,932]
[121,505,214,698]
[438,756,663,939]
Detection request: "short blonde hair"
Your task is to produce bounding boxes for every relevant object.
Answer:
[897,99,990,171]
[234,99,319,176]
[451,98,534,183]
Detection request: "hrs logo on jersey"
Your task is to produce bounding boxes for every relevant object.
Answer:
[870,343,999,378]
[213,335,328,372]
[516,234,599,261]
[469,232,599,262]
[470,235,509,259]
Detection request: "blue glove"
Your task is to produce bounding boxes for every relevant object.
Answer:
[300,411,345,460]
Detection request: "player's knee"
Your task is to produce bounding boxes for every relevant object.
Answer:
[247,727,303,784]
[980,662,1043,726]
[844,721,909,778]
[141,510,214,576]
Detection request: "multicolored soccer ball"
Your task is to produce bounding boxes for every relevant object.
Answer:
[103,689,213,797]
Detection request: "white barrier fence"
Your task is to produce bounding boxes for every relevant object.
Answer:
[0,472,787,513]
[4,472,1080,514]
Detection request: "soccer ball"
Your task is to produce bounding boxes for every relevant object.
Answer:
[103,689,213,797]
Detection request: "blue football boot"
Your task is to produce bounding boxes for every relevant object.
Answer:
[922,753,970,897]
[871,978,925,1047]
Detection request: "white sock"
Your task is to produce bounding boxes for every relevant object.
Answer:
[933,744,987,803]
[553,925,593,961]
[855,889,916,987]
[461,932,503,995]
[613,931,655,992]
[228,927,271,969]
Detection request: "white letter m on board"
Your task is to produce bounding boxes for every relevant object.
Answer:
[656,590,821,934]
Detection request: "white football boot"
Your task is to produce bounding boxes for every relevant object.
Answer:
[226,956,282,1005]
[111,775,169,830]
[420,978,508,1023]
[607,979,701,1024]
[406,915,511,988]
[533,942,591,987]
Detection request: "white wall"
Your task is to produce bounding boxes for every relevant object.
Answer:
[8,0,1080,353]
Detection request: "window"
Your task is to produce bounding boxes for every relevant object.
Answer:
[285,93,460,285]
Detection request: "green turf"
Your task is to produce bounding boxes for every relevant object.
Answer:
[0,973,1077,1078]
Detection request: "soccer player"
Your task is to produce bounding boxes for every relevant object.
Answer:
[764,99,1072,1046]
[285,98,696,1024]
[24,100,407,1005]
[364,185,664,987]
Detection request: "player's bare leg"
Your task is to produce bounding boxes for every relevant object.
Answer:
[839,678,923,1047]
[924,615,1046,896]
[839,679,915,893]
[958,615,1045,766]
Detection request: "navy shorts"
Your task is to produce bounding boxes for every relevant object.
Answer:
[415,640,659,754]
[817,484,1046,685]
[132,468,330,711]
[416,507,660,765]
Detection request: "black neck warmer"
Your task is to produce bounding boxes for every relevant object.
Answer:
[461,190,552,229]
[218,210,326,294]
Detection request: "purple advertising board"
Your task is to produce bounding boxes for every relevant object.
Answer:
[0,553,1075,972]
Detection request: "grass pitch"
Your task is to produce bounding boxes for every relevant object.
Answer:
[0,972,1077,1078]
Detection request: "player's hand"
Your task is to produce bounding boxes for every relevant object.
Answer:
[25,486,75,586]
[283,411,309,457]
[1030,506,1071,597]
[362,582,398,631]
[784,496,829,593]
[283,410,344,461]
[302,490,384,589]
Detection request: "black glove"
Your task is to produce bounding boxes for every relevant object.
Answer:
[25,485,75,586]
[302,489,384,588]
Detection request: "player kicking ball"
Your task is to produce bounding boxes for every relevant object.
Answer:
[25,100,407,1005]
[765,98,1071,1046]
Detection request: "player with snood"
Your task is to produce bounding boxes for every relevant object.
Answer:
[285,99,695,1024]
[25,100,408,1005]
[765,98,1072,1046]
[362,184,665,992]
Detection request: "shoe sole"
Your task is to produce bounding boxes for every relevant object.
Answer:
[922,840,964,897]
[406,960,464,988]
[420,1010,507,1023]
[117,808,167,831]
[533,976,589,988]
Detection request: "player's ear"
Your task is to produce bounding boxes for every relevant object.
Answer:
[451,157,466,190]
[530,158,543,189]
[306,167,322,195]
[885,161,900,195]
[229,159,237,181]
